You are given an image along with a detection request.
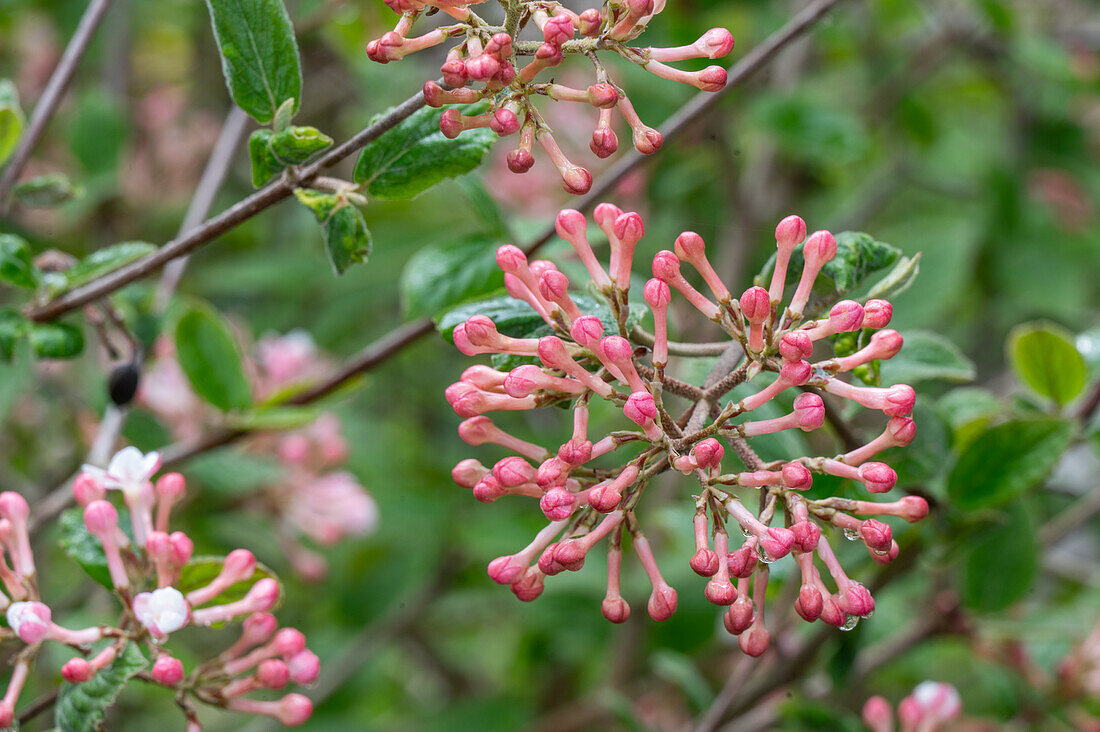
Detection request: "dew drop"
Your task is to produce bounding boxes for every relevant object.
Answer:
[755,543,775,565]
[842,529,859,542]
[839,614,860,631]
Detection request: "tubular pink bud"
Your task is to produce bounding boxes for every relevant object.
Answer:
[724,595,755,635]
[782,462,813,490]
[600,336,645,391]
[570,315,605,349]
[510,567,545,601]
[464,53,500,82]
[674,231,730,302]
[186,549,257,607]
[831,329,904,371]
[578,8,602,35]
[440,59,467,88]
[789,230,838,316]
[739,286,771,351]
[802,300,865,341]
[84,500,129,589]
[456,417,549,461]
[644,60,727,91]
[862,696,894,732]
[644,278,672,367]
[623,391,662,440]
[858,463,898,493]
[692,438,724,470]
[590,123,619,159]
[704,531,736,605]
[556,210,612,289]
[618,96,662,154]
[610,211,644,288]
[541,13,575,45]
[860,519,893,552]
[652,250,721,320]
[779,332,814,362]
[227,694,313,726]
[790,521,820,552]
[769,214,808,303]
[647,28,734,62]
[538,133,591,194]
[152,655,185,686]
[863,299,893,329]
[537,337,613,398]
[422,81,480,107]
[728,541,758,578]
[822,381,916,417]
[489,108,520,136]
[257,659,290,689]
[538,271,583,321]
[539,487,577,520]
[795,584,823,622]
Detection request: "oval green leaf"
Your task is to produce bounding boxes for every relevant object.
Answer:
[1008,322,1087,406]
[174,303,252,411]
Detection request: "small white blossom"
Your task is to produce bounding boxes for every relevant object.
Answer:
[82,447,161,500]
[133,587,190,637]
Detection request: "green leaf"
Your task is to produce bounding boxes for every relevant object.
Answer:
[174,303,252,411]
[961,500,1037,612]
[353,104,496,200]
[269,125,332,164]
[880,330,976,385]
[177,555,282,608]
[29,322,84,359]
[225,405,322,430]
[295,190,371,274]
[865,252,921,301]
[0,79,25,167]
[68,90,128,176]
[1007,322,1087,406]
[946,418,1074,510]
[56,642,147,732]
[0,233,40,289]
[248,128,283,187]
[59,508,131,589]
[754,232,901,310]
[12,172,84,208]
[400,236,506,320]
[203,0,302,124]
[0,309,28,362]
[47,242,157,297]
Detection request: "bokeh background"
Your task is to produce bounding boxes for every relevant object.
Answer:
[2,0,1100,729]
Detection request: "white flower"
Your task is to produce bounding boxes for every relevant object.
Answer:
[912,681,961,720]
[82,447,161,500]
[133,587,190,637]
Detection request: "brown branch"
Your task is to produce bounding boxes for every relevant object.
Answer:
[0,0,114,214]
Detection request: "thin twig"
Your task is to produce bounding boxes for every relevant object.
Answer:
[0,0,114,214]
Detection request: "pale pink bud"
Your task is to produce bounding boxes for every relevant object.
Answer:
[440,59,467,88]
[258,659,290,688]
[542,13,575,45]
[909,681,962,721]
[570,315,604,349]
[287,649,320,685]
[795,585,823,622]
[540,488,577,520]
[647,583,678,621]
[793,392,825,430]
[738,623,770,657]
[779,332,813,362]
[724,597,754,635]
[228,694,313,726]
[898,496,929,522]
[863,299,893,329]
[73,473,105,506]
[740,286,771,351]
[692,438,724,470]
[510,567,544,601]
[674,231,730,302]
[464,54,500,81]
[623,392,661,439]
[152,655,185,686]
[782,462,813,490]
[489,108,519,136]
[578,8,602,35]
[492,457,536,488]
[6,601,50,644]
[652,250,720,320]
[861,696,894,732]
[169,531,194,566]
[587,82,619,109]
[587,482,621,512]
[789,230,838,316]
[769,214,808,303]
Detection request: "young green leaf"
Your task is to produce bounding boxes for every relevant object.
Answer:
[203,0,302,124]
[249,128,284,187]
[865,252,921,301]
[29,322,84,359]
[45,241,157,297]
[12,172,84,208]
[174,303,253,411]
[56,642,148,732]
[269,125,333,164]
[177,555,282,608]
[353,104,496,200]
[0,233,40,289]
[400,236,506,320]
[1007,322,1087,406]
[0,79,25,167]
[961,500,1038,612]
[295,190,371,274]
[946,418,1074,510]
[880,330,976,385]
[225,405,322,431]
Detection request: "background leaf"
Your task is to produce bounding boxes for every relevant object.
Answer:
[29,322,84,359]
[0,233,39,289]
[1008,322,1087,406]
[12,172,83,208]
[203,0,302,123]
[946,418,1074,509]
[59,507,132,589]
[56,642,147,732]
[174,303,252,411]
[961,500,1038,612]
[400,235,505,320]
[177,555,282,608]
[881,330,976,384]
[353,104,496,200]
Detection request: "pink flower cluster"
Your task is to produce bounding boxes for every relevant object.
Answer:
[863,682,962,732]
[0,449,320,728]
[366,0,733,193]
[140,331,378,579]
[446,204,927,656]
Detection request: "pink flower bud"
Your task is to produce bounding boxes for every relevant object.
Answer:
[152,655,185,686]
[489,108,519,137]
[724,597,754,635]
[647,583,678,621]
[6,601,51,644]
[258,659,290,688]
[587,482,621,512]
[728,544,758,578]
[587,82,619,109]
[540,487,577,521]
[492,457,536,488]
[472,476,506,503]
[839,583,875,617]
[888,416,917,446]
[692,438,724,470]
[860,519,893,552]
[759,527,795,561]
[863,299,893,329]
[861,695,893,732]
[244,612,279,645]
[792,392,826,430]
[62,658,95,683]
[870,540,900,565]
[287,649,321,685]
[623,391,661,439]
[73,473,105,506]
[578,8,602,35]
[487,555,526,585]
[698,28,734,58]
[511,568,545,602]
[790,521,820,552]
[689,548,720,576]
[909,681,962,721]
[779,331,813,362]
[738,623,770,657]
[542,13,575,45]
[227,693,313,726]
[652,250,721,320]
[464,54,500,81]
[769,214,808,303]
[570,315,604,349]
[789,230,838,316]
[170,531,194,565]
[601,596,630,623]
[858,462,898,493]
[507,149,535,173]
[782,462,813,490]
[440,59,467,88]
[795,585,823,622]
[898,496,929,522]
[590,126,619,158]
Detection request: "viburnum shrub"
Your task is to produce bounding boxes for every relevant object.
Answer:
[0,449,318,729]
[447,206,926,655]
[366,0,733,193]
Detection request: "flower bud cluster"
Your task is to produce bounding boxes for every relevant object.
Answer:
[862,682,962,732]
[140,331,378,580]
[366,0,733,192]
[447,204,926,655]
[0,449,319,728]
